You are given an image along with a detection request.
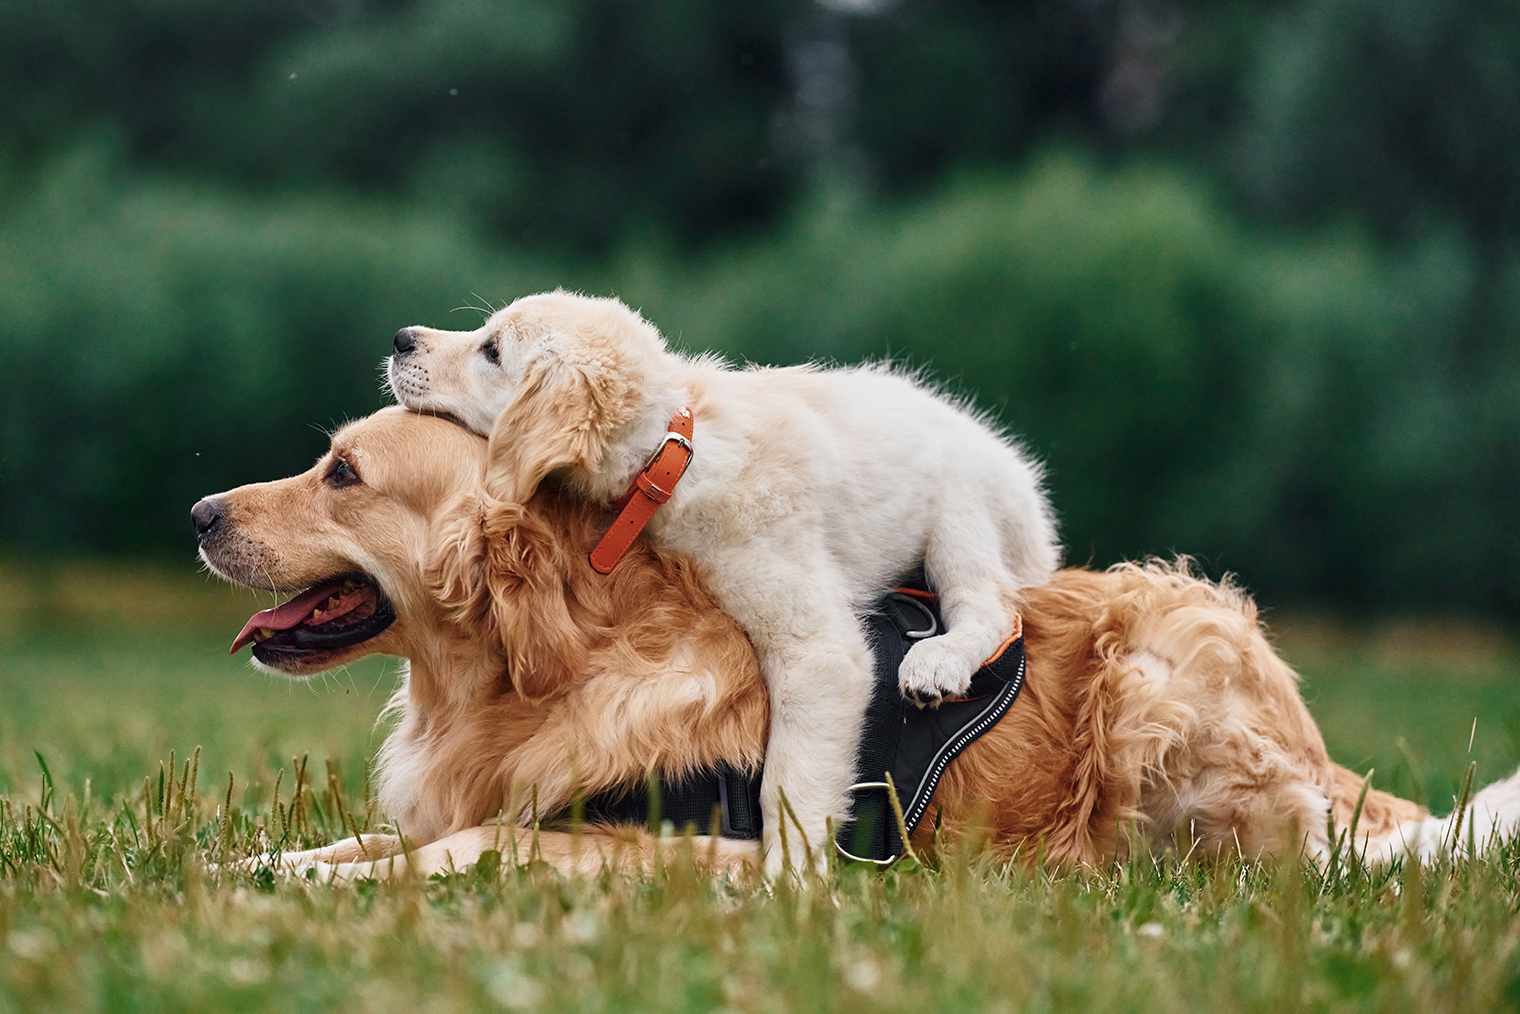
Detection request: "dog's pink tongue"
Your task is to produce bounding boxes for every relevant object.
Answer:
[230,580,345,653]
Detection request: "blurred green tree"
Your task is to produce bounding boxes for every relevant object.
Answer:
[0,0,1516,617]
[1234,0,1520,254]
[0,0,1251,251]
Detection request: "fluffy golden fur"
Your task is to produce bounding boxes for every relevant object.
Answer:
[386,290,1060,874]
[197,409,1519,881]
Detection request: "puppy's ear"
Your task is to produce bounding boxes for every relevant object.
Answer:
[483,347,640,502]
[430,494,590,702]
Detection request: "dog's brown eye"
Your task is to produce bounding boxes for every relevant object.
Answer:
[326,459,362,489]
[482,339,500,365]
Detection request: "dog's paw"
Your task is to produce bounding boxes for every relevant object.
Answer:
[898,638,975,707]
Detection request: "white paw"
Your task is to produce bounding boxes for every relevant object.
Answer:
[898,637,975,706]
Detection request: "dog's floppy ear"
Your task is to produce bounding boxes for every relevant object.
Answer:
[430,494,590,702]
[482,347,640,503]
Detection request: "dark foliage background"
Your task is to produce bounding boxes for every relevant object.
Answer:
[0,0,1515,616]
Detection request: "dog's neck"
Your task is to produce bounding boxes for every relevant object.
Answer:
[370,551,768,842]
[396,621,502,713]
[562,352,697,505]
[374,623,546,840]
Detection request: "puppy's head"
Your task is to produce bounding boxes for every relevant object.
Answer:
[386,289,671,500]
[194,408,486,677]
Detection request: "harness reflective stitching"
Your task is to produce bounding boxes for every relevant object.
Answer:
[835,639,1026,866]
[903,649,1026,833]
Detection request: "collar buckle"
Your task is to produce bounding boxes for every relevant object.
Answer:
[589,407,695,574]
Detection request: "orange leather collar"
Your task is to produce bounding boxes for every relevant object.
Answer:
[589,407,694,574]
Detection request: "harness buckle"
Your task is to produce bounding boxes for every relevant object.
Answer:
[834,781,901,867]
[888,593,939,639]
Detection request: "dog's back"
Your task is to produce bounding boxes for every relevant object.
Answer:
[922,563,1425,865]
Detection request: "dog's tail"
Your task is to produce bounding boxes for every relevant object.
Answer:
[1330,761,1520,864]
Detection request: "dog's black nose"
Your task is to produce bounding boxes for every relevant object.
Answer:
[191,498,223,539]
[393,327,419,356]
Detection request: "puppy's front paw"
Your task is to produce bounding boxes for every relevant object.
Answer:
[898,638,975,707]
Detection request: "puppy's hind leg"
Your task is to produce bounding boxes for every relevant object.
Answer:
[1367,764,1520,864]
[899,585,1018,703]
[899,516,1025,703]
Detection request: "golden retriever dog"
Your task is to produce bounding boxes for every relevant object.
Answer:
[385,290,1060,872]
[192,408,1520,881]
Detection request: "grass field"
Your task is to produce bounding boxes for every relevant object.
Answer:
[2,561,1519,1012]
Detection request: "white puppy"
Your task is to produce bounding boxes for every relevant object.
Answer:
[387,290,1059,871]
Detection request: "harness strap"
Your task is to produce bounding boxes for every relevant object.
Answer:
[572,572,1027,865]
[580,764,762,838]
[837,587,1026,864]
[589,407,694,574]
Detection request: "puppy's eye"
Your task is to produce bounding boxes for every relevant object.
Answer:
[326,459,362,489]
[481,339,501,365]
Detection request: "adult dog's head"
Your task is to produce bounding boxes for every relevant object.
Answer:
[194,407,767,839]
[193,408,488,677]
[386,289,677,502]
[191,406,737,706]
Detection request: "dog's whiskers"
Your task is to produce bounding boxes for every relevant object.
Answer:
[452,292,502,321]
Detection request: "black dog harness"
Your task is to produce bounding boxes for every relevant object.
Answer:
[578,573,1027,864]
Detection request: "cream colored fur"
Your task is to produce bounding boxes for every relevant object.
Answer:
[386,290,1060,872]
[197,409,1520,882]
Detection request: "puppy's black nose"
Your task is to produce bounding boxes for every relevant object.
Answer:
[393,327,419,356]
[191,497,223,539]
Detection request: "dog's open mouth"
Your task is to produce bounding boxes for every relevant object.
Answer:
[230,573,395,664]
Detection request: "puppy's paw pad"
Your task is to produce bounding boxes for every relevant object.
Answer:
[898,639,974,705]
